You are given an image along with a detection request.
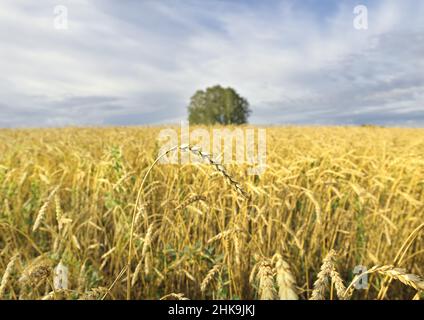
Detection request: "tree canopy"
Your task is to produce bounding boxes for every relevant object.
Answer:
[188,85,251,125]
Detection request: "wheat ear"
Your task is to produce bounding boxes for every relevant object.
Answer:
[33,186,59,232]
[180,144,250,199]
[344,265,424,298]
[175,194,207,211]
[160,293,189,300]
[19,256,53,286]
[272,254,298,300]
[201,263,222,293]
[79,287,108,300]
[250,260,277,300]
[310,249,336,300]
[0,253,20,298]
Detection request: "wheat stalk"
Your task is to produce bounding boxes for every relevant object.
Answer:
[141,224,154,257]
[175,194,207,211]
[0,253,19,298]
[309,249,347,300]
[33,202,49,232]
[54,194,63,231]
[412,292,421,300]
[41,289,73,300]
[200,263,222,293]
[310,250,336,300]
[33,186,59,232]
[142,224,154,275]
[258,261,277,300]
[160,293,190,300]
[233,233,241,266]
[375,266,424,291]
[250,260,277,300]
[19,256,53,286]
[345,265,424,298]
[377,223,424,299]
[79,287,108,300]
[131,260,143,287]
[272,254,298,300]
[77,262,86,293]
[3,199,11,218]
[207,228,242,244]
[125,144,249,299]
[330,269,347,300]
[134,204,145,227]
[180,144,250,200]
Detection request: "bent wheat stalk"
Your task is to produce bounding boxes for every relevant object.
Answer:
[377,223,424,300]
[344,265,424,299]
[180,144,250,199]
[125,144,250,300]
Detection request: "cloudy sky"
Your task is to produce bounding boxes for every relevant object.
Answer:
[1,0,424,127]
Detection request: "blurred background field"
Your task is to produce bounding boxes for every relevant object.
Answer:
[0,126,423,300]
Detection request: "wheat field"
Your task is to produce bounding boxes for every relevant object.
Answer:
[0,126,423,300]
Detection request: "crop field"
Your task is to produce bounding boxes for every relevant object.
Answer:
[0,126,423,300]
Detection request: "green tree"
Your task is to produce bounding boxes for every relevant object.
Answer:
[188,85,251,125]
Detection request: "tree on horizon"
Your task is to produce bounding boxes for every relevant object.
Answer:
[188,85,251,125]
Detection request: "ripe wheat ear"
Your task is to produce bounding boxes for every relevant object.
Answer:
[344,265,424,299]
[310,250,346,300]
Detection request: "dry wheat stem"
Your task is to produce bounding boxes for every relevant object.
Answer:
[412,292,421,300]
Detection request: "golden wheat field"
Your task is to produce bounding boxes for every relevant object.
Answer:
[0,126,423,300]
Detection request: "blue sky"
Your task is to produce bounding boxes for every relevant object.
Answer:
[1,0,423,127]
